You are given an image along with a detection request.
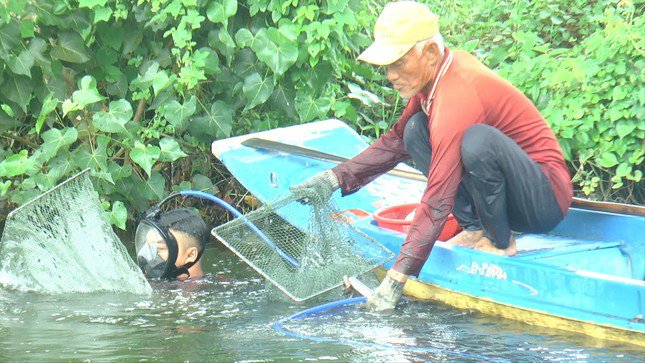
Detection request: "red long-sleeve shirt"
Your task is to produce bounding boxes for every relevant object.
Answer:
[332,49,573,276]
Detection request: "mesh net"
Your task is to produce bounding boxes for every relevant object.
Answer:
[212,187,394,301]
[0,170,151,295]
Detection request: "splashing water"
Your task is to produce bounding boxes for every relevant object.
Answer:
[0,170,151,295]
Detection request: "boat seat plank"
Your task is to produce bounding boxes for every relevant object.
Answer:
[516,234,633,278]
[515,234,621,258]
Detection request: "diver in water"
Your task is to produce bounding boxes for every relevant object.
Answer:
[135,207,208,280]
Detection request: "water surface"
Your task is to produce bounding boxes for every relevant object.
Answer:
[0,246,642,362]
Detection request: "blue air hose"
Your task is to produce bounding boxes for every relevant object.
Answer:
[273,297,511,362]
[178,190,300,269]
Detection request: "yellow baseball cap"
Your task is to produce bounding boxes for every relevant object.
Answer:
[357,1,439,66]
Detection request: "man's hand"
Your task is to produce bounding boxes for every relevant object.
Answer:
[364,269,407,311]
[291,169,339,201]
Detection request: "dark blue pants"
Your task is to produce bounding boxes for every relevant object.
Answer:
[403,112,563,248]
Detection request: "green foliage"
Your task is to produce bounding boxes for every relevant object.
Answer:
[0,0,642,232]
[0,0,371,229]
[496,1,643,200]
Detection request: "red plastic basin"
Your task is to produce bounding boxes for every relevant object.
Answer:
[372,203,461,241]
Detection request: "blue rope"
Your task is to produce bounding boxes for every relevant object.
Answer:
[273,297,511,362]
[178,190,300,269]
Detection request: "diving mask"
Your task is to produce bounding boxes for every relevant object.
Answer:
[135,195,207,279]
[135,214,203,279]
[135,219,181,279]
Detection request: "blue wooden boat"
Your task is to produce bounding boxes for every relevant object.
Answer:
[211,120,645,346]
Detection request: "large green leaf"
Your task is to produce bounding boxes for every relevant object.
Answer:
[31,0,65,28]
[270,84,298,120]
[107,160,132,182]
[159,137,188,162]
[616,120,637,139]
[206,0,238,24]
[109,200,127,230]
[47,154,74,182]
[295,95,331,123]
[0,75,33,113]
[46,73,68,101]
[21,19,35,38]
[191,174,218,194]
[92,99,133,133]
[207,28,235,65]
[7,50,35,78]
[0,150,37,177]
[188,100,234,139]
[28,38,52,76]
[243,72,275,110]
[252,27,298,75]
[307,62,333,96]
[130,62,159,92]
[139,171,166,201]
[72,75,106,108]
[71,135,110,179]
[51,31,91,63]
[121,26,143,56]
[231,48,257,78]
[97,23,124,51]
[235,29,254,47]
[93,6,112,23]
[0,180,11,197]
[41,127,78,160]
[0,20,19,57]
[105,72,128,98]
[79,0,108,8]
[160,96,197,131]
[152,70,173,96]
[598,151,619,168]
[63,10,92,35]
[35,92,59,134]
[33,168,63,191]
[130,141,161,177]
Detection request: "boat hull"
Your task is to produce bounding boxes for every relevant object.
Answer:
[373,268,644,345]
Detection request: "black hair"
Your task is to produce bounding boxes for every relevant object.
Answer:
[158,208,208,251]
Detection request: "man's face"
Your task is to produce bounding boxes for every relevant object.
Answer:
[145,228,169,261]
[385,43,441,99]
[144,227,198,264]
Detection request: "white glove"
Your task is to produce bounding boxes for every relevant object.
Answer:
[364,270,406,311]
[291,169,339,201]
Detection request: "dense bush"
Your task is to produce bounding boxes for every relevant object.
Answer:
[498,3,643,201]
[0,0,642,231]
[0,0,374,229]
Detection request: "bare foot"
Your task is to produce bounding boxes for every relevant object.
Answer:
[446,229,484,247]
[473,235,517,256]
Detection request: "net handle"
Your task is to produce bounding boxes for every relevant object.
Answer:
[179,190,300,269]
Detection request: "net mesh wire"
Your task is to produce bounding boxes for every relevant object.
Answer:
[212,187,394,301]
[0,170,151,295]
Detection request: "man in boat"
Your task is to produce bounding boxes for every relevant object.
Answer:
[295,1,573,310]
[135,207,208,280]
